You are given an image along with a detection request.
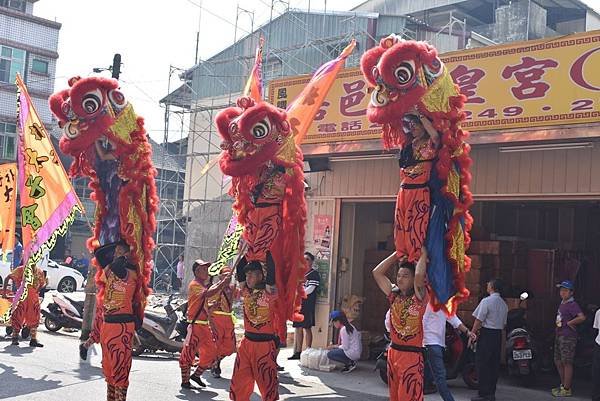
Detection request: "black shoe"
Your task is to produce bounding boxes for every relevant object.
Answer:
[11,338,18,346]
[471,396,491,401]
[79,343,88,361]
[181,382,196,390]
[288,352,301,360]
[29,339,43,348]
[277,364,285,372]
[189,374,206,388]
[341,362,357,373]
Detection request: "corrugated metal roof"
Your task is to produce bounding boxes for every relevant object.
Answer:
[150,138,185,173]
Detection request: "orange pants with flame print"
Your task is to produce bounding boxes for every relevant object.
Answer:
[245,205,282,262]
[394,187,430,262]
[387,348,424,401]
[100,322,135,387]
[230,338,279,401]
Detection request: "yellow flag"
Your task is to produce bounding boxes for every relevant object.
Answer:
[0,162,17,256]
[0,75,82,325]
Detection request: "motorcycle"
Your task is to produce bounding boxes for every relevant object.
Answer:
[42,292,84,332]
[375,326,478,390]
[132,294,185,356]
[505,292,537,384]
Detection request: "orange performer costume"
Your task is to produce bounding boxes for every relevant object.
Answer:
[395,132,437,263]
[387,290,427,401]
[179,259,229,390]
[97,244,138,401]
[3,265,46,346]
[230,258,279,401]
[208,269,237,377]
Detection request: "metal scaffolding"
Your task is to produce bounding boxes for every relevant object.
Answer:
[154,3,457,293]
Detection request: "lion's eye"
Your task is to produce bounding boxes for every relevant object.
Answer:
[394,62,415,86]
[251,119,270,139]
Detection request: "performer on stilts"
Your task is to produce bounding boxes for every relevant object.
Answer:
[361,34,474,401]
[208,267,238,378]
[230,255,279,401]
[2,263,47,347]
[180,259,232,390]
[49,76,159,401]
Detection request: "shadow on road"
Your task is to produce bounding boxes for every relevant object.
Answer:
[0,363,62,399]
[1,343,35,357]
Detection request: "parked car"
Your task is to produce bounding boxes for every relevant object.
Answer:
[0,252,84,293]
[0,251,14,288]
[45,260,85,293]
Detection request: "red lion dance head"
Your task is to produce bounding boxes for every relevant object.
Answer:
[216,96,307,328]
[361,35,474,313]
[49,76,158,322]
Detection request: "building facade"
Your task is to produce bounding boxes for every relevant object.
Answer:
[0,0,60,163]
[165,0,600,348]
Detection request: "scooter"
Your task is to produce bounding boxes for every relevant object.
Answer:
[375,326,478,390]
[42,292,84,332]
[132,294,185,356]
[505,292,537,384]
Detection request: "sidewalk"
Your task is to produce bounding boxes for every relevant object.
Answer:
[275,347,593,401]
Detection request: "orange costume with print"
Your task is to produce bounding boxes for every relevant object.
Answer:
[395,137,436,263]
[208,287,236,358]
[100,268,137,390]
[10,266,45,333]
[179,279,218,380]
[387,291,427,401]
[230,287,279,401]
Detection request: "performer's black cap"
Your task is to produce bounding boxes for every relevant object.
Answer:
[93,239,129,268]
[243,261,263,274]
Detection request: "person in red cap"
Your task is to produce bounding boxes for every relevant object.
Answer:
[230,253,279,401]
[180,259,232,389]
[208,266,238,378]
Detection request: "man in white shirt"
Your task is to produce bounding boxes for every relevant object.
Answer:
[470,279,508,401]
[593,308,600,401]
[423,303,476,400]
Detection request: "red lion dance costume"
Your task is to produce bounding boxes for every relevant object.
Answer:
[217,96,306,343]
[360,35,473,314]
[49,76,158,401]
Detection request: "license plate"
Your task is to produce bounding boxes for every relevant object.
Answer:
[513,349,532,360]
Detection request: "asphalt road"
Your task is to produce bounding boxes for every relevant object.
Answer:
[0,322,594,401]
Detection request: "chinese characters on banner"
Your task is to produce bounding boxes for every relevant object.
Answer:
[0,163,17,255]
[312,214,333,299]
[0,75,82,325]
[268,30,600,144]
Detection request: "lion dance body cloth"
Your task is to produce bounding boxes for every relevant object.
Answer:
[360,36,474,314]
[216,97,307,343]
[49,77,159,401]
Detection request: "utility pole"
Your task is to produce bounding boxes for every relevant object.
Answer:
[80,53,122,342]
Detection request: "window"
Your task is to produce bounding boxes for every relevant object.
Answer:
[0,46,25,83]
[0,0,26,12]
[0,122,17,160]
[263,58,282,82]
[32,59,48,75]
